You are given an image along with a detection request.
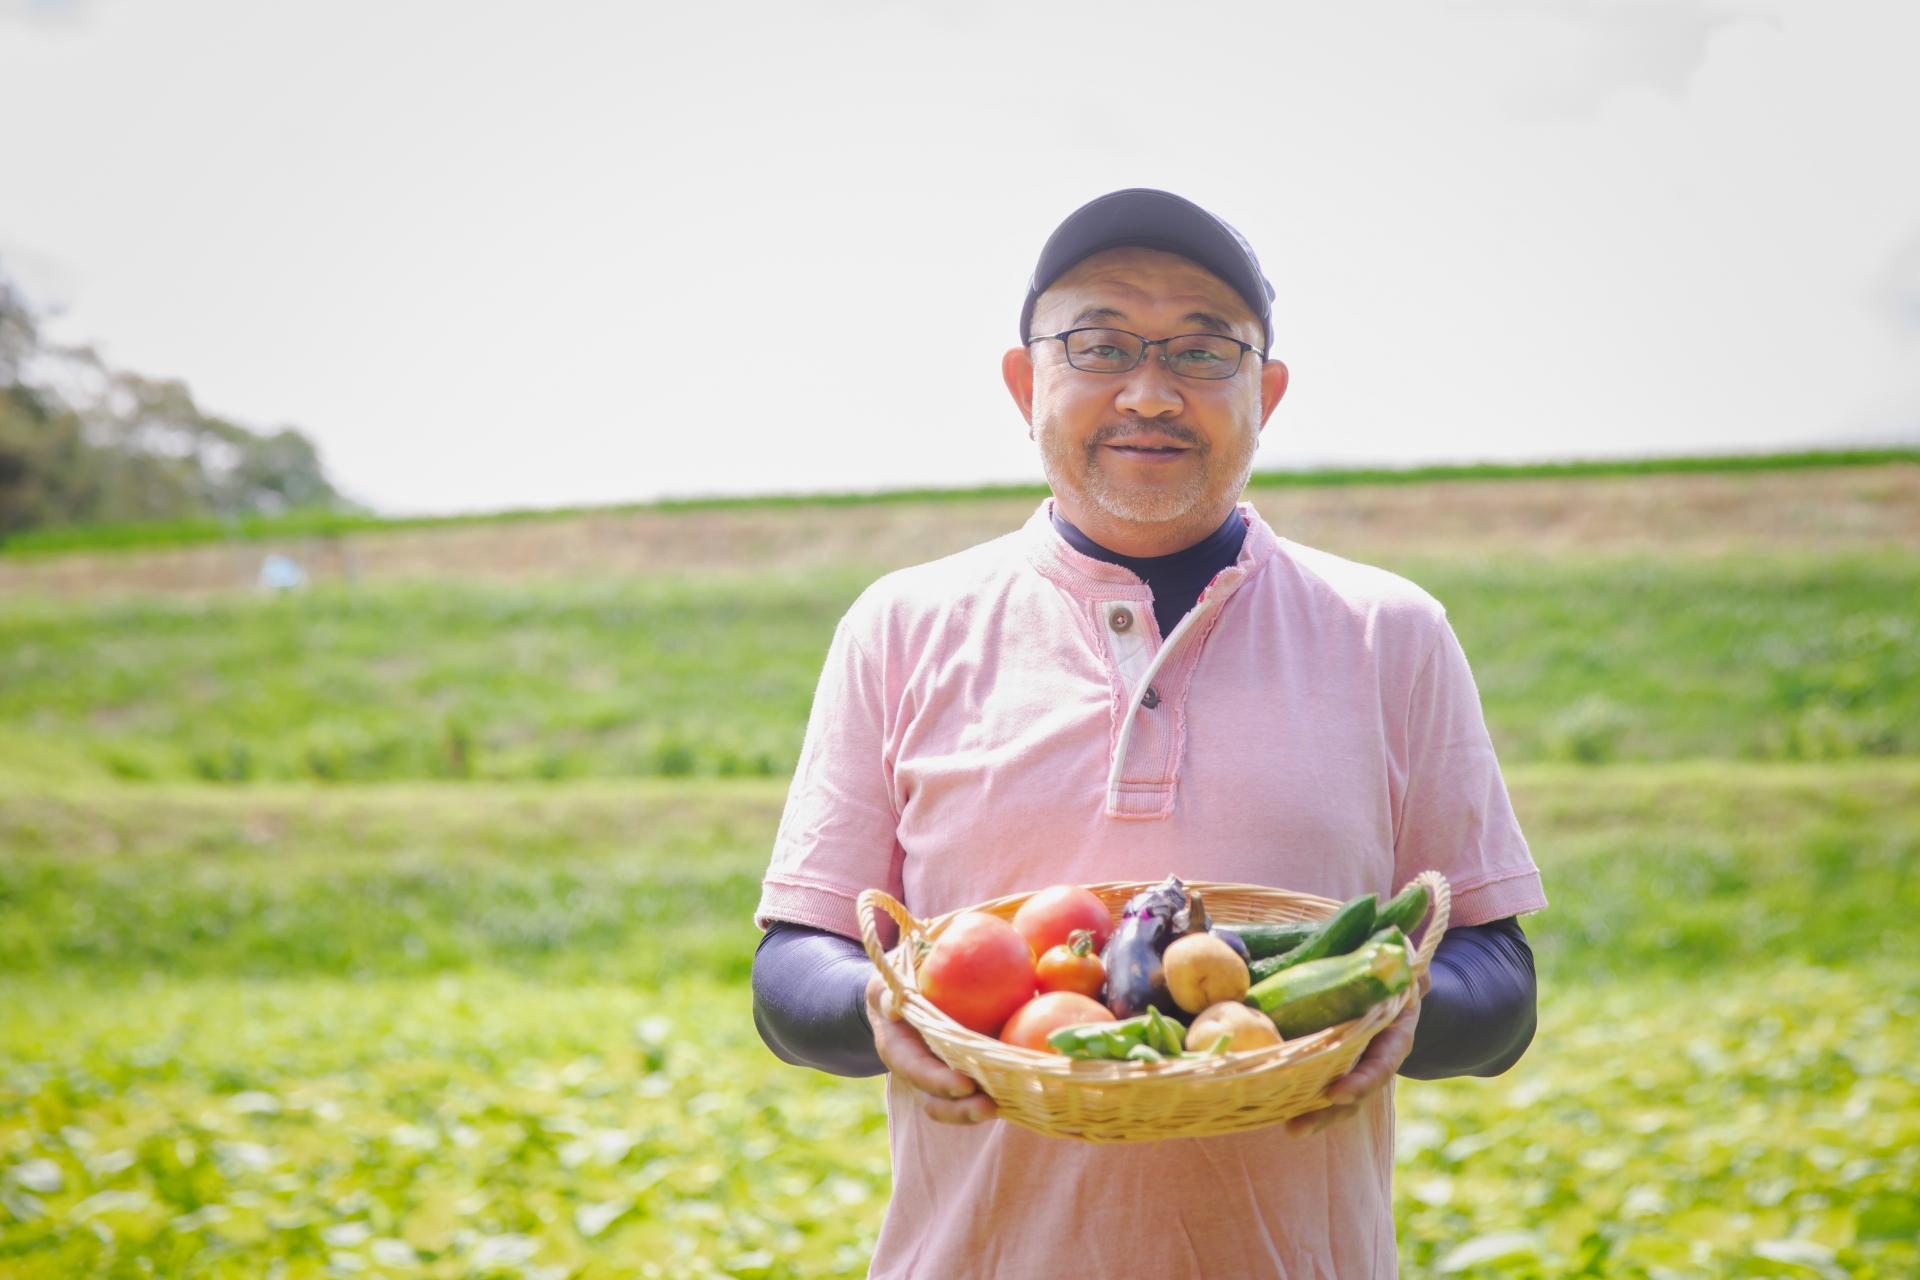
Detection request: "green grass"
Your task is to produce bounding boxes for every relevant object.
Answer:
[4,447,1911,557]
[0,781,782,984]
[0,761,1912,1278]
[1,964,1913,1279]
[5,518,1919,1275]
[1426,557,1920,765]
[3,555,1917,785]
[0,576,869,785]
[1,764,1914,985]
[0,975,890,1280]
[3,765,1917,1278]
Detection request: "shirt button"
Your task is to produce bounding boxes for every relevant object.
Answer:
[1142,685,1162,710]
[1109,607,1134,633]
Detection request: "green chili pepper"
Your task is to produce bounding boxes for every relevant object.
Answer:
[1047,1015,1154,1060]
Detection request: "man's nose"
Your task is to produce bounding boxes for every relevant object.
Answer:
[1112,349,1185,418]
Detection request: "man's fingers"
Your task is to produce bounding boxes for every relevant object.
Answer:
[919,1092,999,1124]
[877,1022,979,1098]
[1324,998,1422,1106]
[865,972,994,1120]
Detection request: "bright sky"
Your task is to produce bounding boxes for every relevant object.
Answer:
[3,0,1918,513]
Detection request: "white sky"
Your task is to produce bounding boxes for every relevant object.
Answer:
[3,0,1918,513]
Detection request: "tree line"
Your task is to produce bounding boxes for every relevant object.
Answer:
[0,270,344,539]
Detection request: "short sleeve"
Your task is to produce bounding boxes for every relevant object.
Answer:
[754,614,906,939]
[1393,617,1548,929]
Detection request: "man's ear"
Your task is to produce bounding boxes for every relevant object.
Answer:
[1002,346,1036,428]
[1258,360,1290,429]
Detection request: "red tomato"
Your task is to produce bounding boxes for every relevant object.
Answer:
[1034,929,1106,999]
[919,912,1037,1035]
[1012,885,1113,959]
[1000,991,1115,1052]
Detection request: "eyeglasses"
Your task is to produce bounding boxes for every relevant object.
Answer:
[1027,327,1263,380]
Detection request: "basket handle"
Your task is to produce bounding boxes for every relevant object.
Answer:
[857,888,926,1011]
[1404,870,1451,977]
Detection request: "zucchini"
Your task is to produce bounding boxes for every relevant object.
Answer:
[1245,940,1411,1039]
[1249,923,1405,984]
[1217,920,1319,961]
[1245,894,1376,982]
[1376,883,1431,936]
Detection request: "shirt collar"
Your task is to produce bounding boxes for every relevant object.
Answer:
[1021,498,1279,600]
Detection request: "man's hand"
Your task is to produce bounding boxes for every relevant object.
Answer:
[1284,976,1426,1139]
[866,971,998,1125]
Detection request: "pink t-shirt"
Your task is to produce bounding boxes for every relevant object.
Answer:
[758,502,1547,1280]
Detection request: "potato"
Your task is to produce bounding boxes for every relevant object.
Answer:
[1162,933,1251,1013]
[1185,1001,1282,1054]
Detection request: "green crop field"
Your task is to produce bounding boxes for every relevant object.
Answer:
[4,476,1920,1278]
[2,554,1916,786]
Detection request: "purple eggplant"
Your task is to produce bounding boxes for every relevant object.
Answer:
[1210,925,1251,962]
[1182,888,1252,962]
[1101,876,1188,1019]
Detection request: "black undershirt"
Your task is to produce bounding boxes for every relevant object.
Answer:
[751,514,1538,1081]
[1050,507,1247,640]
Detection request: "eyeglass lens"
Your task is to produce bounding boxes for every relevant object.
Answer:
[1061,328,1248,380]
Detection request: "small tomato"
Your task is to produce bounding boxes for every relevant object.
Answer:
[1034,929,1106,999]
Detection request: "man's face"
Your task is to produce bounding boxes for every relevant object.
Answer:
[1003,247,1289,549]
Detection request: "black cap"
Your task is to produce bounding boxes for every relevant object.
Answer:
[1020,188,1275,352]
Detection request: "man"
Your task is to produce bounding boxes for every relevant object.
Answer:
[753,189,1546,1277]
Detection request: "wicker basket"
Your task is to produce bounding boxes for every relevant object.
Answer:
[857,871,1450,1143]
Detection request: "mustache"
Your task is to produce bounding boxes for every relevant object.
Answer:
[1085,421,1204,449]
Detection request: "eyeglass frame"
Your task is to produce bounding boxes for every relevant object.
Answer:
[1025,326,1268,380]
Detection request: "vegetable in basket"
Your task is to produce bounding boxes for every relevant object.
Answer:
[1162,932,1250,1014]
[1184,1002,1281,1053]
[1178,887,1251,962]
[1035,929,1106,998]
[1245,935,1412,1039]
[1374,882,1431,936]
[1100,876,1189,1019]
[1217,919,1318,961]
[1246,893,1377,983]
[1047,1006,1187,1060]
[918,912,1037,1036]
[1000,991,1114,1051]
[1013,885,1114,958]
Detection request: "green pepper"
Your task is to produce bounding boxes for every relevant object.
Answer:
[1144,1007,1186,1057]
[1047,1015,1153,1060]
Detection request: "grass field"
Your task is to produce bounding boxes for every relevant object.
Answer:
[2,554,1916,785]
[4,764,1917,1277]
[4,468,1919,1277]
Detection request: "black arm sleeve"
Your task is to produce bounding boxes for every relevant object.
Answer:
[752,915,1537,1082]
[751,920,885,1078]
[1398,916,1538,1080]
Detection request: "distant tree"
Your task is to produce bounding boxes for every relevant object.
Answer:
[0,271,346,537]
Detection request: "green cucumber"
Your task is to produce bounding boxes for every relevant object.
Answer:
[1365,924,1409,954]
[1218,920,1319,961]
[1245,940,1412,1039]
[1376,883,1431,936]
[1245,894,1376,982]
